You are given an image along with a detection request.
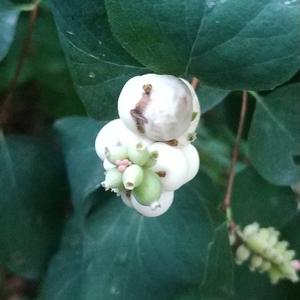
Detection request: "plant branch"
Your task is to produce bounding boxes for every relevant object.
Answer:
[0,5,39,127]
[222,91,248,220]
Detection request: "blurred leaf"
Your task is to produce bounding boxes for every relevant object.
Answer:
[249,84,300,186]
[50,0,147,120]
[197,85,230,114]
[232,168,297,229]
[0,131,67,279]
[53,117,104,211]
[195,125,248,185]
[0,9,19,62]
[0,8,85,118]
[0,0,38,11]
[105,0,300,90]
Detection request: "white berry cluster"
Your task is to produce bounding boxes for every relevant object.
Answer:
[234,223,300,284]
[95,74,201,217]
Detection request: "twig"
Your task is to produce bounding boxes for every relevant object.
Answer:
[191,77,199,90]
[0,5,39,127]
[222,91,248,221]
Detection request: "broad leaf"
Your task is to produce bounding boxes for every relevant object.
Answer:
[0,9,19,62]
[174,224,234,300]
[0,132,67,279]
[249,84,300,186]
[50,0,147,120]
[53,117,104,211]
[105,0,300,90]
[197,85,230,114]
[0,7,85,118]
[199,223,234,299]
[232,168,297,229]
[41,178,217,300]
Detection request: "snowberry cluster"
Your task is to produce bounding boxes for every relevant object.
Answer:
[234,223,300,284]
[95,74,200,217]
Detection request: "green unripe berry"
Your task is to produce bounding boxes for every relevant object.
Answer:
[128,143,150,166]
[246,235,268,253]
[243,223,259,237]
[133,169,162,206]
[250,255,263,271]
[122,164,144,190]
[102,168,123,189]
[106,145,128,164]
[143,151,159,168]
[260,261,271,272]
[269,268,282,284]
[236,245,250,264]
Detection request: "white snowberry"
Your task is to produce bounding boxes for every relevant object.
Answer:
[118,74,194,141]
[181,144,200,184]
[175,79,201,146]
[148,142,189,191]
[95,118,152,160]
[131,191,174,217]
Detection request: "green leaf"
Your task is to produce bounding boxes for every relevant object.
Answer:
[249,84,300,186]
[174,224,234,300]
[53,117,104,211]
[0,9,19,62]
[232,168,297,229]
[41,178,216,300]
[50,0,147,120]
[0,0,38,11]
[199,223,234,299]
[0,8,85,118]
[105,0,300,90]
[197,85,230,113]
[0,132,67,279]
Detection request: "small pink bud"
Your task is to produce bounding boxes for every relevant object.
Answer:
[292,260,300,271]
[118,165,127,172]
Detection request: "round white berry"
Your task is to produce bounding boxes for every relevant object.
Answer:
[131,191,174,217]
[181,144,200,184]
[175,79,201,146]
[118,74,194,141]
[149,142,189,191]
[95,119,152,160]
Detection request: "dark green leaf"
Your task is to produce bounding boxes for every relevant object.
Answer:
[0,132,67,279]
[105,0,300,90]
[199,223,234,299]
[249,84,300,186]
[53,117,104,211]
[41,178,216,300]
[0,9,19,62]
[232,168,297,229]
[174,224,234,300]
[0,8,85,118]
[198,85,230,114]
[50,0,147,120]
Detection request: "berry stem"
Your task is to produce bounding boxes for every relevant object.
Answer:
[0,5,39,127]
[222,91,248,223]
[191,77,199,90]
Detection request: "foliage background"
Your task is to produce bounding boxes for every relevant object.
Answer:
[0,0,299,299]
